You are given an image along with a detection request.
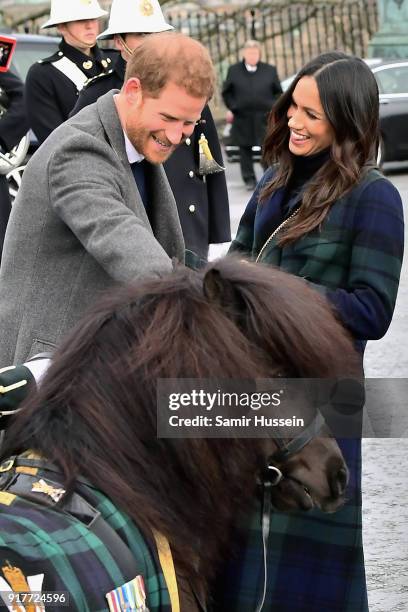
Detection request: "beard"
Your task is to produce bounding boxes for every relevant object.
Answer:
[125,121,176,165]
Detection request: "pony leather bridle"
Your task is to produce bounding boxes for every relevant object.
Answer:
[269,409,326,464]
[255,409,326,612]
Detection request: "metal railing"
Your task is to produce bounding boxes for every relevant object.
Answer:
[11,1,379,86]
[167,0,378,83]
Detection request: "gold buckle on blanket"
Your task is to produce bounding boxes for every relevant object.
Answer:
[0,458,15,472]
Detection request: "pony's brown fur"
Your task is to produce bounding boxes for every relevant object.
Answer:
[1,257,359,596]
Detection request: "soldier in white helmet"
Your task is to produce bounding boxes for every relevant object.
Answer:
[25,0,113,144]
[72,0,230,269]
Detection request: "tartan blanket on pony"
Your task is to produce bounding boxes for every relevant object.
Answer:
[0,455,173,612]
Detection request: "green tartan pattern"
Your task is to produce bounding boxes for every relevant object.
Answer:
[219,168,404,611]
[231,168,404,343]
[0,462,172,611]
[213,439,368,612]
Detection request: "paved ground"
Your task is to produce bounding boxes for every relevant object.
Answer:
[212,160,408,611]
[363,166,408,612]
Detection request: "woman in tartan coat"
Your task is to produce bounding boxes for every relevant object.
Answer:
[215,52,405,611]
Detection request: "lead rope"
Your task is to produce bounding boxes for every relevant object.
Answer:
[254,480,272,612]
[254,464,282,612]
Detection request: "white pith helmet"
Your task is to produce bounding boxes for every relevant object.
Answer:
[98,0,173,40]
[41,0,107,29]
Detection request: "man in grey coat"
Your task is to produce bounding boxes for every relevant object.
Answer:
[0,33,215,364]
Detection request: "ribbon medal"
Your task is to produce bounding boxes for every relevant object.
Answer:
[106,575,149,611]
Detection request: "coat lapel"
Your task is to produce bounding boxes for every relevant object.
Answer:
[96,90,128,164]
[96,91,149,220]
[253,186,285,253]
[149,164,185,262]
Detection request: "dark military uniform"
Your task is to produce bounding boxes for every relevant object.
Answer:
[0,364,35,424]
[0,356,50,426]
[24,39,114,144]
[0,70,28,262]
[71,55,231,266]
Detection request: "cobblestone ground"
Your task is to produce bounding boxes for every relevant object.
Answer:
[363,439,408,612]
[220,161,408,612]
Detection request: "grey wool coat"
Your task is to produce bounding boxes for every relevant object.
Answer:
[0,91,184,364]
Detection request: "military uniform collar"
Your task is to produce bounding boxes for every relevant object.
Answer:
[58,39,104,73]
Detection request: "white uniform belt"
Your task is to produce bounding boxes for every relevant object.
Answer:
[51,56,88,92]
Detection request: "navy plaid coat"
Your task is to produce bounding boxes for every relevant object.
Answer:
[213,167,404,611]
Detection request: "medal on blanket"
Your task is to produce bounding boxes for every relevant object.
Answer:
[31,479,66,503]
[106,575,150,611]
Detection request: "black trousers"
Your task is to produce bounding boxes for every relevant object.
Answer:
[0,175,11,265]
[239,146,256,184]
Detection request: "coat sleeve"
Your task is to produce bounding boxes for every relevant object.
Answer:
[222,66,237,112]
[271,66,283,97]
[47,134,173,283]
[25,63,66,144]
[0,70,29,151]
[200,105,231,244]
[308,179,404,341]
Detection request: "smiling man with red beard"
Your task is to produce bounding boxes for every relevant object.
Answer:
[0,32,215,364]
[116,80,205,165]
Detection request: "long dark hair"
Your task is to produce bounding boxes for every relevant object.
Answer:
[1,258,358,593]
[262,51,379,245]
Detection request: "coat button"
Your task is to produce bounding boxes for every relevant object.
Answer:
[189,171,194,178]
[189,204,196,213]
[58,51,63,56]
[185,138,191,146]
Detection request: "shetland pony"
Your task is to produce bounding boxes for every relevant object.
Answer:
[0,258,358,611]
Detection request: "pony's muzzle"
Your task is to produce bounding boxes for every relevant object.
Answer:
[330,465,349,498]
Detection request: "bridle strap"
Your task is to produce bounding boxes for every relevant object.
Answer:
[253,464,283,612]
[254,479,272,612]
[253,410,326,611]
[271,410,326,463]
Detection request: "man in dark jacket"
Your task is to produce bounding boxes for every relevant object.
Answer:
[71,0,230,268]
[0,69,28,263]
[222,40,282,190]
[24,0,113,144]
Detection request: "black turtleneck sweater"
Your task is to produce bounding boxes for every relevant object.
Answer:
[254,149,331,249]
[281,148,331,216]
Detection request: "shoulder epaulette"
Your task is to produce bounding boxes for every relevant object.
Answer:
[37,50,62,65]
